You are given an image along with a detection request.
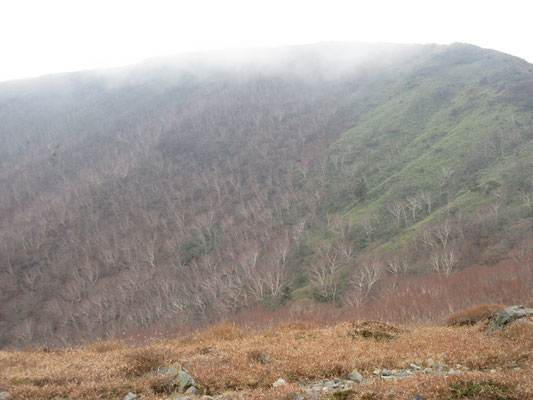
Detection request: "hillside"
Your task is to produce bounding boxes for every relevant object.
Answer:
[1,306,533,399]
[1,43,533,347]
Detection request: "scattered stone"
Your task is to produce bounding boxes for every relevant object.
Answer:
[489,305,533,331]
[434,361,448,374]
[185,386,201,395]
[273,378,287,387]
[297,361,487,398]
[426,358,434,367]
[258,353,277,364]
[394,369,412,378]
[0,392,8,400]
[513,367,521,371]
[347,368,363,383]
[409,363,421,371]
[286,393,306,400]
[123,393,136,400]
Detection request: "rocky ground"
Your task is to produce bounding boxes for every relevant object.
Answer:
[1,305,532,399]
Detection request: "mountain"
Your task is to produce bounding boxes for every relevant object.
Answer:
[1,42,533,347]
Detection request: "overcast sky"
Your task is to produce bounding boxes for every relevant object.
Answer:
[1,0,531,82]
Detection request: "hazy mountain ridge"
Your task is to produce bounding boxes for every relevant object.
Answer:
[1,43,532,347]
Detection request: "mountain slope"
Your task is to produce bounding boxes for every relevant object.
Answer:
[0,43,532,347]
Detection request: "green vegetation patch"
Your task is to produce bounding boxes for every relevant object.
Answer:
[442,381,516,400]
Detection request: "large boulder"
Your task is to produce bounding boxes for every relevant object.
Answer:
[488,305,533,331]
[155,363,200,394]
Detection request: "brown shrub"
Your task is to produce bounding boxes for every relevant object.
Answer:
[444,304,505,327]
[149,375,178,394]
[276,321,319,331]
[85,340,124,353]
[346,320,404,341]
[123,347,167,377]
[247,349,265,363]
[3,312,533,399]
[196,321,246,342]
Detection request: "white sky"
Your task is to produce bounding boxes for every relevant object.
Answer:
[0,0,532,82]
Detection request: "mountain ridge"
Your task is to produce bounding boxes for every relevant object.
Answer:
[1,42,532,347]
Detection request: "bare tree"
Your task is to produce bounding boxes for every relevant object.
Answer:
[359,212,377,244]
[431,249,459,277]
[521,192,532,209]
[309,253,340,302]
[435,219,452,249]
[406,195,421,221]
[439,166,455,189]
[386,254,409,276]
[346,258,383,306]
[419,191,432,215]
[388,200,406,230]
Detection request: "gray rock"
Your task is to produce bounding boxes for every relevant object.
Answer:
[258,353,277,364]
[123,393,136,400]
[394,369,411,377]
[373,368,381,375]
[381,369,392,376]
[489,305,533,331]
[286,393,306,400]
[434,361,447,370]
[0,392,8,400]
[177,366,197,393]
[408,395,427,400]
[185,386,201,395]
[347,368,363,383]
[409,363,421,371]
[426,358,434,367]
[273,378,287,387]
[156,362,198,394]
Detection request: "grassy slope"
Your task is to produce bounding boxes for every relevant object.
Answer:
[1,315,532,399]
[291,44,533,296]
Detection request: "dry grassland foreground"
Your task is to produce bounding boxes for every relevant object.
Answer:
[1,317,533,400]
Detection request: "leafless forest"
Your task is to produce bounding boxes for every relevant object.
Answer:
[1,43,533,347]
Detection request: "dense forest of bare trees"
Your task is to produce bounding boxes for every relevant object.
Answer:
[1,43,533,347]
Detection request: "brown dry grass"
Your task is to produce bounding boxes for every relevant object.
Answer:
[444,304,506,327]
[1,316,533,399]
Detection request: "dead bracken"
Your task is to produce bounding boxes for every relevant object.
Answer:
[1,308,532,399]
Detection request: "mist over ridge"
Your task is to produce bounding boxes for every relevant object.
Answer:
[1,41,533,347]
